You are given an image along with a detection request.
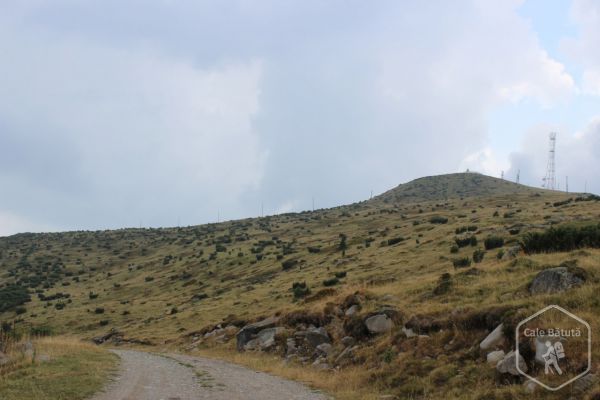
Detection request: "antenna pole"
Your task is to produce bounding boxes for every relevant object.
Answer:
[542,132,556,190]
[516,170,520,184]
[566,176,569,193]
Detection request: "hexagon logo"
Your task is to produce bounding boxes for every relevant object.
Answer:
[515,305,591,391]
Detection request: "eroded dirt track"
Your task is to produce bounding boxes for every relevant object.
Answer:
[90,350,329,400]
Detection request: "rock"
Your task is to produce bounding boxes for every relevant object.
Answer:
[496,350,527,376]
[0,351,9,366]
[334,345,357,366]
[341,336,356,347]
[523,380,537,394]
[311,357,331,370]
[486,350,505,365]
[37,354,51,362]
[529,266,586,294]
[345,305,359,317]
[304,327,330,348]
[480,323,505,350]
[316,343,333,356]
[365,314,393,334]
[93,328,123,345]
[402,326,416,338]
[286,338,297,355]
[244,327,281,351]
[236,316,279,351]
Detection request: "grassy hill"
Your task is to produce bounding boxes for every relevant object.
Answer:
[1,172,599,399]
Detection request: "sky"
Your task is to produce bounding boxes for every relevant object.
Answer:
[1,0,600,236]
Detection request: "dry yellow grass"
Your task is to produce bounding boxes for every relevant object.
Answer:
[0,336,117,400]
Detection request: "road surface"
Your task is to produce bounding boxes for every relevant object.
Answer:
[89,349,329,400]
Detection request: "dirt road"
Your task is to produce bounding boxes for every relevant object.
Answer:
[90,350,329,400]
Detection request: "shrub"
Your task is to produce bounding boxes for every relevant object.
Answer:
[88,292,99,299]
[472,248,485,263]
[484,236,504,250]
[145,276,154,282]
[94,307,105,314]
[433,273,452,295]
[450,245,459,254]
[454,236,477,248]
[335,271,347,278]
[292,281,310,299]
[281,259,298,270]
[323,277,340,287]
[15,306,27,315]
[430,216,448,224]
[496,249,505,260]
[0,284,31,313]
[307,246,321,253]
[387,237,405,246]
[521,224,600,254]
[452,257,472,268]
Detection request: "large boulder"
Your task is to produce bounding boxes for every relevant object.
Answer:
[496,350,527,376]
[365,314,393,334]
[529,264,587,294]
[243,327,282,351]
[304,327,331,348]
[480,323,505,350]
[236,316,279,351]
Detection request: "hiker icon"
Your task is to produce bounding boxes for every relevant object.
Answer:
[543,341,565,375]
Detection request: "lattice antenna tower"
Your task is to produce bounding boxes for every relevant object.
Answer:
[542,132,556,190]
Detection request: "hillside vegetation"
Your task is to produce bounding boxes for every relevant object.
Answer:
[1,172,599,399]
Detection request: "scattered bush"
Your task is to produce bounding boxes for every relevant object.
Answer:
[433,273,452,295]
[452,257,472,268]
[484,236,504,250]
[430,216,448,224]
[521,224,600,254]
[387,236,405,246]
[281,259,298,270]
[454,236,477,248]
[472,248,485,263]
[292,281,310,299]
[322,277,340,287]
[0,284,31,313]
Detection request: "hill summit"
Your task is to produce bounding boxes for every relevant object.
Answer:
[373,172,545,204]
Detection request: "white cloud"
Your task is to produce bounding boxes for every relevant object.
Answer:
[0,1,582,232]
[562,0,600,95]
[507,117,600,193]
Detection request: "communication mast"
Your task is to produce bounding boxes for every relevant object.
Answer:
[542,132,556,190]
[516,169,520,184]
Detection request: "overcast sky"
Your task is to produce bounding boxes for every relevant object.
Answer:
[1,0,599,236]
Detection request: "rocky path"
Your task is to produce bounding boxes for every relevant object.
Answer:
[90,349,329,400]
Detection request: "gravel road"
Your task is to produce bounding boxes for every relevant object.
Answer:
[90,349,329,400]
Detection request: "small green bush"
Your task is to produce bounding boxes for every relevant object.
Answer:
[473,248,485,263]
[430,216,449,224]
[323,277,340,287]
[484,236,504,250]
[452,257,472,268]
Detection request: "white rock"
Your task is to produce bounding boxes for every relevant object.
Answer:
[480,323,505,350]
[486,350,505,365]
[365,314,393,334]
[345,305,359,317]
[523,380,537,394]
[496,350,527,376]
[402,326,416,338]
